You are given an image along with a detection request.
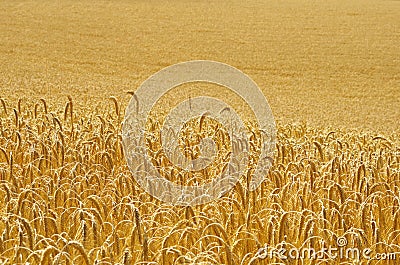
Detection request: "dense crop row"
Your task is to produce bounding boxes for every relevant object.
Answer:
[0,97,399,264]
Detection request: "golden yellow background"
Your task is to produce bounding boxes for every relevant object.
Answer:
[0,0,399,132]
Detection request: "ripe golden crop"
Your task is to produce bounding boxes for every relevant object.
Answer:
[0,1,399,264]
[0,97,398,264]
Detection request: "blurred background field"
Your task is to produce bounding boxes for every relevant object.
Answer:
[0,0,399,133]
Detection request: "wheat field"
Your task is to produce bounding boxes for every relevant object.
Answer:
[0,0,399,264]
